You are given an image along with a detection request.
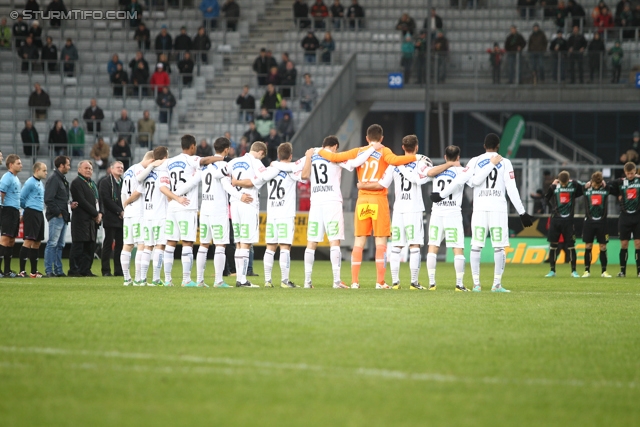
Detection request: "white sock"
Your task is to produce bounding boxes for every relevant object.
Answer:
[304,248,315,284]
[471,247,482,286]
[196,246,208,283]
[164,246,175,283]
[454,255,465,287]
[235,248,249,283]
[182,246,193,283]
[426,252,437,285]
[152,248,163,282]
[330,246,341,284]
[409,248,421,284]
[280,249,290,283]
[390,246,401,284]
[140,249,152,283]
[134,248,143,281]
[214,246,225,284]
[264,249,275,282]
[494,248,506,287]
[120,250,132,281]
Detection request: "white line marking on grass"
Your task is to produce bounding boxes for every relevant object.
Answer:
[0,345,636,390]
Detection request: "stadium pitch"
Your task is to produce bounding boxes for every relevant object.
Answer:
[0,260,638,426]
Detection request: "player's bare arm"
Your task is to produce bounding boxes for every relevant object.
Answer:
[160,186,189,206]
[426,160,458,177]
[301,148,314,180]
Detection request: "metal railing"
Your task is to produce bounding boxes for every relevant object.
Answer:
[526,122,602,164]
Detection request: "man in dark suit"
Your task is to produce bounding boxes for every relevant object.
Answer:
[98,161,124,277]
[68,160,102,277]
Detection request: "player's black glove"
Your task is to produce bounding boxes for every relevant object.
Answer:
[430,193,444,203]
[520,212,534,227]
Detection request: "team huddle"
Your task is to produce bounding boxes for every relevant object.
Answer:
[113,125,535,291]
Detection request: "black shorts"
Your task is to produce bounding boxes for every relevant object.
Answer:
[619,214,640,241]
[1,206,20,238]
[548,217,576,246]
[22,208,44,241]
[582,221,609,244]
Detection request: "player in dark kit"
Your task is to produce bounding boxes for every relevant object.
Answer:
[544,170,584,278]
[607,162,640,277]
[581,171,611,278]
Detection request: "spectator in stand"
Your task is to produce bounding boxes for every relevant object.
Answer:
[83,98,104,134]
[137,110,155,147]
[266,49,278,70]
[12,14,28,48]
[21,120,40,157]
[237,136,249,156]
[200,0,220,31]
[255,108,274,138]
[107,53,123,77]
[0,17,11,50]
[196,139,213,157]
[540,0,558,18]
[126,0,142,28]
[156,86,177,124]
[28,82,50,120]
[280,61,297,97]
[320,31,335,64]
[518,0,537,19]
[620,4,634,39]
[129,51,149,75]
[157,52,171,74]
[591,0,607,21]
[616,0,629,22]
[633,4,640,26]
[555,1,567,32]
[236,85,256,122]
[49,120,67,156]
[301,31,320,63]
[60,38,78,77]
[278,52,290,77]
[155,25,172,60]
[487,43,505,84]
[135,22,151,50]
[192,26,212,64]
[98,160,124,277]
[609,40,623,83]
[112,139,132,170]
[331,0,345,29]
[568,0,586,28]
[178,52,195,86]
[174,26,192,54]
[261,84,282,111]
[111,63,129,97]
[41,36,58,73]
[300,72,318,112]
[131,60,149,96]
[90,137,110,169]
[274,99,293,125]
[18,36,38,73]
[267,66,281,86]
[528,24,548,84]
[224,132,237,150]
[401,34,414,84]
[264,127,282,161]
[150,63,170,93]
[46,0,67,28]
[294,0,311,29]
[630,131,640,151]
[414,31,427,84]
[67,119,85,157]
[550,30,568,82]
[222,0,240,31]
[595,6,614,34]
[423,8,443,38]
[567,25,587,84]
[113,109,136,144]
[243,121,261,143]
[504,25,526,84]
[587,31,605,83]
[253,48,269,86]
[29,20,42,48]
[347,0,365,29]
[433,31,449,83]
[396,13,416,37]
[311,0,329,29]
[277,113,295,141]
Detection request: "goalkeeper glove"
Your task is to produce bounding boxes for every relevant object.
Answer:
[430,193,444,203]
[520,212,534,227]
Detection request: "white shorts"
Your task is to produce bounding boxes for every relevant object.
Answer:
[307,202,344,242]
[390,211,424,246]
[165,210,198,243]
[471,210,509,248]
[123,216,143,245]
[266,215,294,245]
[230,202,259,244]
[428,213,464,249]
[200,213,230,245]
[143,218,166,247]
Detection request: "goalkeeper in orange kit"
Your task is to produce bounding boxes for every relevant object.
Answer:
[317,124,418,289]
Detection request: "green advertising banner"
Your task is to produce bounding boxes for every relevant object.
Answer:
[499,114,526,159]
[445,237,623,265]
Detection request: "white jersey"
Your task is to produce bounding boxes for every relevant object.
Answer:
[167,153,201,212]
[379,159,432,214]
[142,162,169,220]
[431,166,465,215]
[265,168,302,218]
[227,153,268,210]
[122,163,144,218]
[200,161,242,216]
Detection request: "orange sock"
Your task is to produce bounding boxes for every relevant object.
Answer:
[375,245,387,284]
[351,246,363,284]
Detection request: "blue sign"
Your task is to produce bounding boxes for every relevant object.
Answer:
[388,73,404,89]
[636,72,640,88]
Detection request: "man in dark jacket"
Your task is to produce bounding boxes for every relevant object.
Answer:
[222,0,241,31]
[99,161,124,277]
[567,25,587,84]
[423,7,443,37]
[173,26,192,54]
[347,0,365,29]
[528,24,548,83]
[301,31,320,63]
[155,26,173,60]
[252,48,270,85]
[83,98,105,134]
[41,36,58,73]
[568,0,586,27]
[18,36,39,73]
[128,50,149,76]
[68,160,102,277]
[550,30,568,82]
[293,0,311,28]
[12,14,28,48]
[28,83,50,120]
[21,120,39,157]
[178,52,195,86]
[505,25,526,84]
[192,26,212,64]
[44,156,74,277]
[236,85,256,122]
[156,87,177,125]
[587,31,605,82]
[135,22,151,50]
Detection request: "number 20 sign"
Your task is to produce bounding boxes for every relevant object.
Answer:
[388,73,403,89]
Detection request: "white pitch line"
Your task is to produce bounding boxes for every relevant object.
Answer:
[0,345,636,390]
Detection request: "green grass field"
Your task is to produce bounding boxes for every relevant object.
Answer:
[1,259,639,427]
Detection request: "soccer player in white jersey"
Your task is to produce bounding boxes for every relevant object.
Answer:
[197,137,253,288]
[431,134,534,292]
[164,135,223,287]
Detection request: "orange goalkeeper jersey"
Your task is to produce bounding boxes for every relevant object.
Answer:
[318,145,417,196]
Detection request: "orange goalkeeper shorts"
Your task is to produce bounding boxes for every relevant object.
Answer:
[354,195,391,237]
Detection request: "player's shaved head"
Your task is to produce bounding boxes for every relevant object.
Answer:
[213,137,230,154]
[277,142,292,160]
[181,134,197,150]
[444,145,461,161]
[153,146,168,160]
[143,150,154,161]
[624,162,636,172]
[402,135,418,152]
[366,124,383,142]
[558,170,570,184]
[322,135,340,148]
[484,133,501,150]
[591,171,603,186]
[251,141,267,156]
[32,162,45,173]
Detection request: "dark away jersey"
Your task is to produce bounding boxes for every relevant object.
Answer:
[583,184,609,221]
[545,180,584,219]
[609,177,640,215]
